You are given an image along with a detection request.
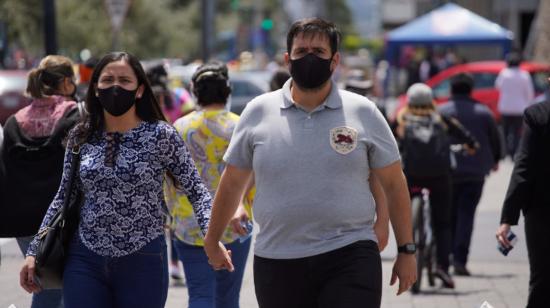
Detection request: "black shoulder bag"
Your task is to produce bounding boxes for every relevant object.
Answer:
[34,145,82,289]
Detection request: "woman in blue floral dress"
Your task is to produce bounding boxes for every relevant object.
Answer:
[19,52,212,308]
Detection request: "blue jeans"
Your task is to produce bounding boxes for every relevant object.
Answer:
[63,234,168,308]
[175,237,251,308]
[16,236,64,308]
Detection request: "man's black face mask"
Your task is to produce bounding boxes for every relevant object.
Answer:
[290,53,333,90]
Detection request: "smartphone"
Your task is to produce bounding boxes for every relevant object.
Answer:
[497,230,518,256]
[238,220,253,243]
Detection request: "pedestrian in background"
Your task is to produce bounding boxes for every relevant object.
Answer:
[439,73,502,276]
[395,83,479,289]
[0,55,81,308]
[165,61,254,308]
[495,52,534,159]
[204,18,416,308]
[19,51,212,308]
[269,68,290,91]
[145,63,185,282]
[497,81,550,308]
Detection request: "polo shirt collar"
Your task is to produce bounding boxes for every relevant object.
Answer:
[281,78,342,110]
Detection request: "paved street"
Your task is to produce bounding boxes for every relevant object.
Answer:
[1,159,529,308]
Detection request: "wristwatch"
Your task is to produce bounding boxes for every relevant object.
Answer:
[397,243,417,254]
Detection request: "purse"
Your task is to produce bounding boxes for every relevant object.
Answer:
[34,145,82,289]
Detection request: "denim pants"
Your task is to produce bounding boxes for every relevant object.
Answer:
[16,236,64,308]
[174,237,251,308]
[63,234,168,308]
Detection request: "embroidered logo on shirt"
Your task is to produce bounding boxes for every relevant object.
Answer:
[330,126,358,154]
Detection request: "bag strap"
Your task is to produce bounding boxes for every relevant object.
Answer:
[60,145,81,225]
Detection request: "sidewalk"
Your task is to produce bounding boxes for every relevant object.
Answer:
[1,160,529,307]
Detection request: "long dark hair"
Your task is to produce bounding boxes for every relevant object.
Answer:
[72,52,167,146]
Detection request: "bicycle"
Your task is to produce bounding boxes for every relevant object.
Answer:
[410,186,436,294]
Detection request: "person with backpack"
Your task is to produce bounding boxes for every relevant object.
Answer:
[439,73,502,276]
[0,55,81,308]
[395,83,478,289]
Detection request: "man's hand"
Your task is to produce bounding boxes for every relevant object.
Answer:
[390,254,417,295]
[204,240,234,272]
[496,223,512,248]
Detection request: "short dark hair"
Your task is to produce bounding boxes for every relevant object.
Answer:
[506,52,522,67]
[286,17,340,55]
[191,61,231,106]
[450,73,474,95]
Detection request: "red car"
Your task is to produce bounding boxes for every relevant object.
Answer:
[393,61,550,121]
[0,70,31,125]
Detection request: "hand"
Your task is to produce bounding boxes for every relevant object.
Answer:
[492,163,499,172]
[390,254,417,295]
[496,223,512,248]
[204,240,234,272]
[374,222,389,252]
[20,256,41,293]
[229,205,250,236]
[464,143,478,155]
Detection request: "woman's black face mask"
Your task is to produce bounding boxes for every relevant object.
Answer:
[97,86,138,117]
[289,53,333,90]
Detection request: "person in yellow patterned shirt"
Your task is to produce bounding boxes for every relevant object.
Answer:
[164,61,254,308]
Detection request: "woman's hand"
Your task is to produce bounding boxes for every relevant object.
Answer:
[229,205,250,236]
[20,256,41,293]
[204,240,234,272]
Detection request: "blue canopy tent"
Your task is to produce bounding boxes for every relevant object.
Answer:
[385,3,514,64]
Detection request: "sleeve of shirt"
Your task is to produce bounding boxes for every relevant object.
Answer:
[159,125,212,235]
[26,137,76,257]
[500,111,537,225]
[367,106,401,169]
[495,72,503,89]
[223,106,254,169]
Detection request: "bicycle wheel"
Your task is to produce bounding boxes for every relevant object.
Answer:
[410,195,424,294]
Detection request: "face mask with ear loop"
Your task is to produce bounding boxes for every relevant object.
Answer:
[97,85,139,117]
[289,53,334,89]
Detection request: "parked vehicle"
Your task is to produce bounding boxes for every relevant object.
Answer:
[392,61,550,121]
[0,70,30,125]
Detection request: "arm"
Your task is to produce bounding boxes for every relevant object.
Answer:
[204,164,253,271]
[370,174,389,251]
[486,112,503,164]
[371,161,416,295]
[442,115,479,150]
[162,127,212,235]
[229,174,255,236]
[497,112,537,247]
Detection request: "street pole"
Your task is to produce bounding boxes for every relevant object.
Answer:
[43,0,58,55]
[201,0,215,62]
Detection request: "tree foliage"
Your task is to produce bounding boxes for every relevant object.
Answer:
[0,0,354,61]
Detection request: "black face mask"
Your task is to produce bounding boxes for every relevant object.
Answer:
[98,86,138,117]
[289,53,333,89]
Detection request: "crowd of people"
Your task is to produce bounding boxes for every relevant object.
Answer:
[0,17,548,308]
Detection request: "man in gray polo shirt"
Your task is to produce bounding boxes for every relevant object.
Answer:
[204,18,416,308]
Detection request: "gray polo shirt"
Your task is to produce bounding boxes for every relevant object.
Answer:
[224,79,400,259]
